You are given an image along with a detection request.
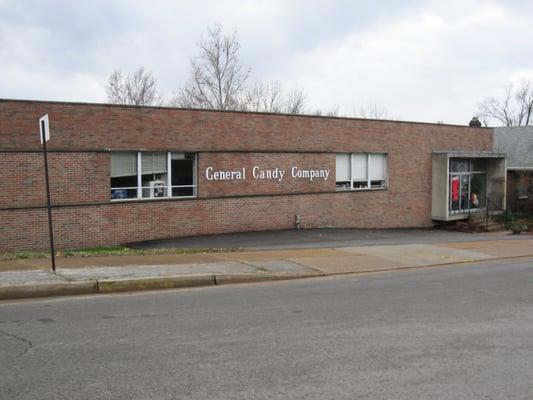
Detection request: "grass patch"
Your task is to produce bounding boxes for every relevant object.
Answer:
[62,246,136,257]
[0,250,51,261]
[0,246,241,261]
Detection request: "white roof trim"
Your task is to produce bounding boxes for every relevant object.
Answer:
[507,166,533,171]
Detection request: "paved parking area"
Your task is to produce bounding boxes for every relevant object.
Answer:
[129,228,529,250]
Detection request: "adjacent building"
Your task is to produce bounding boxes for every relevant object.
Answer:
[494,126,533,213]
[0,99,506,252]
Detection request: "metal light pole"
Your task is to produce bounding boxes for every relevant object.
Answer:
[40,114,56,272]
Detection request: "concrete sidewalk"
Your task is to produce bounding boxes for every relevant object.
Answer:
[1,238,532,300]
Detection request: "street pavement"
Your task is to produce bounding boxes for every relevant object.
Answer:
[1,258,532,399]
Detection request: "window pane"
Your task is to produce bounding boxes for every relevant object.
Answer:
[470,173,486,209]
[111,152,138,199]
[141,180,167,198]
[172,155,194,186]
[369,154,385,181]
[111,152,137,177]
[370,180,385,188]
[450,175,460,211]
[171,152,195,197]
[471,159,487,172]
[111,187,138,199]
[336,154,350,182]
[141,152,167,175]
[172,187,194,197]
[352,154,367,181]
[450,159,469,172]
[141,152,168,198]
[353,181,368,189]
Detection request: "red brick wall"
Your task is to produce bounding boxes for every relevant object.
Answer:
[0,99,495,251]
[0,152,109,208]
[198,153,335,197]
[0,190,427,252]
[507,170,533,214]
[0,100,492,153]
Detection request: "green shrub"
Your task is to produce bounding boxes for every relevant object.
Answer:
[509,221,525,234]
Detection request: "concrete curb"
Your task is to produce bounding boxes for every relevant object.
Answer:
[0,272,317,300]
[0,281,97,300]
[97,274,216,294]
[214,272,320,285]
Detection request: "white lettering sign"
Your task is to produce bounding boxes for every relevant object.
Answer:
[204,166,330,182]
[291,166,330,181]
[252,166,285,182]
[205,166,246,181]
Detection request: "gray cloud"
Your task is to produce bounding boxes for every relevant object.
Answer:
[1,0,532,124]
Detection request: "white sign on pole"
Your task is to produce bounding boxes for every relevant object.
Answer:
[39,114,50,143]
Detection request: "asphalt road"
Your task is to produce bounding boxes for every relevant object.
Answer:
[1,259,532,400]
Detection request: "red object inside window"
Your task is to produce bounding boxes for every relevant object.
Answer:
[451,177,460,201]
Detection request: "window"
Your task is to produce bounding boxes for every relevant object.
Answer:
[336,153,387,190]
[141,152,168,198]
[111,152,196,200]
[335,154,351,189]
[110,152,138,199]
[449,158,487,213]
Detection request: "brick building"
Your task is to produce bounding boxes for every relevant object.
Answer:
[0,99,506,252]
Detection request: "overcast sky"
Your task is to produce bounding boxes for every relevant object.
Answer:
[1,0,532,124]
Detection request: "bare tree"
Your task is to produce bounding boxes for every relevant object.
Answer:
[314,106,340,117]
[355,103,390,119]
[285,87,307,114]
[174,25,250,110]
[515,80,533,126]
[106,67,163,106]
[478,85,515,127]
[243,81,310,115]
[478,79,533,126]
[244,81,284,113]
[171,25,309,114]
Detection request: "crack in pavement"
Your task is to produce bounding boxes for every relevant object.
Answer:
[0,329,33,359]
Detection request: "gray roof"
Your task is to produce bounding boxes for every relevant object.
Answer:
[494,126,533,169]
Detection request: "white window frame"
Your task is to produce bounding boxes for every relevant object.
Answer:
[335,153,388,191]
[111,151,197,201]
